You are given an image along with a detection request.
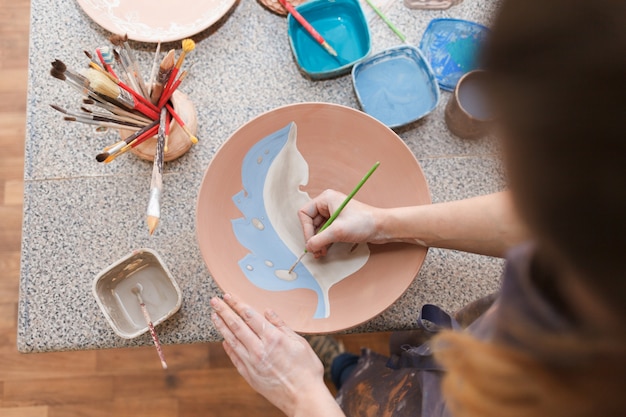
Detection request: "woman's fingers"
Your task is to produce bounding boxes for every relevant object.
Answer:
[211,296,262,352]
[211,310,252,364]
[223,340,251,381]
[298,190,341,241]
[222,293,273,339]
[305,227,338,255]
[265,308,286,328]
[298,206,320,242]
[264,308,300,339]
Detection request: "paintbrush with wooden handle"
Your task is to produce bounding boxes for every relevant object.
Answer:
[150,49,175,105]
[147,107,167,235]
[110,34,150,99]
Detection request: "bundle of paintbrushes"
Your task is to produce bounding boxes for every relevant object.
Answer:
[49,35,199,235]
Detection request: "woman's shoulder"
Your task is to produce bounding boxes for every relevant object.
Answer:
[469,242,577,347]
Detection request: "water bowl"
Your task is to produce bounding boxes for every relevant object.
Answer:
[287,0,371,80]
[92,248,182,339]
[419,18,490,91]
[352,45,440,128]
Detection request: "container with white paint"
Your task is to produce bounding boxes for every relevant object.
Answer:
[92,248,182,339]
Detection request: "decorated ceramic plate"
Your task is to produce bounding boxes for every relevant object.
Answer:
[196,103,431,333]
[75,0,237,42]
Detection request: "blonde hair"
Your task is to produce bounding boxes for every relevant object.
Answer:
[433,328,626,417]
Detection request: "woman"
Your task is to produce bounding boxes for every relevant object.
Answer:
[210,0,626,415]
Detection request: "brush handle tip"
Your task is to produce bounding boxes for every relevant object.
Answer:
[321,41,338,57]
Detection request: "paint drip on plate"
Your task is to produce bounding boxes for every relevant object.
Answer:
[231,123,370,319]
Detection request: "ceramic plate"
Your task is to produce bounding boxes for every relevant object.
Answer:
[75,0,237,42]
[419,18,489,91]
[196,103,431,333]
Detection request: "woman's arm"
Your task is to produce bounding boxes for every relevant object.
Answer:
[211,294,346,417]
[379,191,529,257]
[299,191,529,258]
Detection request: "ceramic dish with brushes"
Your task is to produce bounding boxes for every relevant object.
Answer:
[196,103,431,334]
[93,248,182,339]
[76,0,237,42]
[287,0,371,79]
[352,45,440,128]
[419,18,490,91]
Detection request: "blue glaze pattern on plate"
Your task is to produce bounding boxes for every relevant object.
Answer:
[230,123,328,319]
[419,18,490,91]
[288,0,371,79]
[352,45,440,128]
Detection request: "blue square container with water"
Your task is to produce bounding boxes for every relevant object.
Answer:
[352,45,440,128]
[287,0,371,80]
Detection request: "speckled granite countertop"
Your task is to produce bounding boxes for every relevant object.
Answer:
[19,0,504,352]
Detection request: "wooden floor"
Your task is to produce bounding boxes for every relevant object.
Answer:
[0,1,390,415]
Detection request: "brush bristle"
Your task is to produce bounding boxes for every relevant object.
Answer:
[50,68,66,81]
[182,39,195,52]
[161,50,175,70]
[50,104,66,113]
[109,34,124,46]
[95,152,109,162]
[112,49,121,62]
[63,116,77,121]
[80,106,93,113]
[83,98,95,104]
[99,46,114,64]
[51,59,66,72]
[147,215,160,235]
[83,50,94,60]
[83,68,120,99]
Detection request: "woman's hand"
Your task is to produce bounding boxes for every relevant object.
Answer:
[299,190,528,259]
[298,189,389,257]
[211,294,345,417]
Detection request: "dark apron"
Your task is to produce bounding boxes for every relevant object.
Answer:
[336,304,460,417]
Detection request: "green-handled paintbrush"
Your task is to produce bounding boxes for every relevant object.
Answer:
[364,0,407,43]
[287,161,381,273]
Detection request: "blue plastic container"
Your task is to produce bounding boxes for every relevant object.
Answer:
[352,45,440,128]
[288,0,371,80]
[419,18,490,91]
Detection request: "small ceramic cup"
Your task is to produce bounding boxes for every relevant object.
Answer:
[444,69,493,140]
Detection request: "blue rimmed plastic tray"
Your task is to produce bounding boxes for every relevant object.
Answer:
[419,18,490,91]
[288,0,371,80]
[352,45,440,128]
